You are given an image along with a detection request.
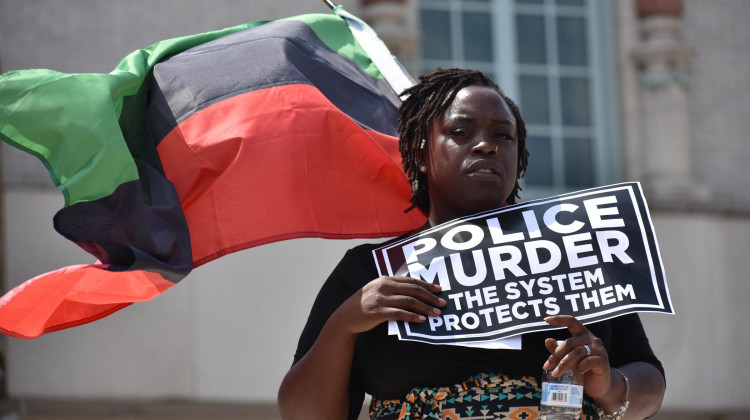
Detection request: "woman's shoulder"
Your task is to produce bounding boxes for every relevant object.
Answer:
[329,234,414,290]
[343,233,414,262]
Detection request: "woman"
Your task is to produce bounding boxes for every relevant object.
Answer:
[277,68,665,420]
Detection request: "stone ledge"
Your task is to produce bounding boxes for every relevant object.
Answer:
[2,399,749,420]
[646,196,750,218]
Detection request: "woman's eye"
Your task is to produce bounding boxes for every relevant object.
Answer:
[494,132,512,140]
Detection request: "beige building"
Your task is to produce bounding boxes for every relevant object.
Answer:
[1,0,748,419]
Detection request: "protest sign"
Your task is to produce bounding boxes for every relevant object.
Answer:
[372,183,672,346]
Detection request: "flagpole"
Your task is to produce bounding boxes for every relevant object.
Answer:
[330,5,416,97]
[322,0,338,10]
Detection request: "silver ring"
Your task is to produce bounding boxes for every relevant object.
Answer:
[584,344,592,356]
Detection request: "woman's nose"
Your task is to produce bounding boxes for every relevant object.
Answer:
[471,136,498,156]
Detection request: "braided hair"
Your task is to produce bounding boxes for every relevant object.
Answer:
[398,67,529,214]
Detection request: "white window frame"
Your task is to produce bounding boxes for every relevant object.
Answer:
[418,0,620,200]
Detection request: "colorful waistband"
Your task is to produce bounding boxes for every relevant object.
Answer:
[369,372,599,420]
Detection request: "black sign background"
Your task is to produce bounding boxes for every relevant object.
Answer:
[372,183,672,345]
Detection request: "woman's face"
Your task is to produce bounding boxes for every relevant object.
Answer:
[425,85,519,225]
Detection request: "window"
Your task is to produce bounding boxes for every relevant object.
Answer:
[419,0,619,198]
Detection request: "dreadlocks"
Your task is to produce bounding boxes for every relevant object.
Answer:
[398,67,529,214]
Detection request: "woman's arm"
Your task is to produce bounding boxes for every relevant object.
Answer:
[277,307,359,420]
[277,277,446,420]
[543,315,665,420]
[600,361,665,419]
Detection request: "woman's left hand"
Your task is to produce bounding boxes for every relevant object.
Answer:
[542,315,613,401]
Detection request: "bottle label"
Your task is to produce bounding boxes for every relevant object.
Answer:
[540,382,584,408]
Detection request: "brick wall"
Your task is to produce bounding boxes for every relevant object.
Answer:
[684,0,750,210]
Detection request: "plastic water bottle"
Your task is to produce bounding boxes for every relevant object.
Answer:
[539,367,583,420]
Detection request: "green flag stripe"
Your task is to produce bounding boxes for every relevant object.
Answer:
[0,71,141,206]
[282,13,383,79]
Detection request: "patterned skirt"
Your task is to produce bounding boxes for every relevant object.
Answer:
[368,373,600,420]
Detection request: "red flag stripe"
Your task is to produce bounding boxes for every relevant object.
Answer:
[158,83,425,267]
[0,265,174,339]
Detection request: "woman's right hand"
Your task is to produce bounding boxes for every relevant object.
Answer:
[333,276,447,335]
[278,276,447,419]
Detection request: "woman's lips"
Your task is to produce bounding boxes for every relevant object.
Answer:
[466,167,501,181]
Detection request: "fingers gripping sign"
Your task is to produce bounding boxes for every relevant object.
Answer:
[543,315,613,401]
[337,276,447,335]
